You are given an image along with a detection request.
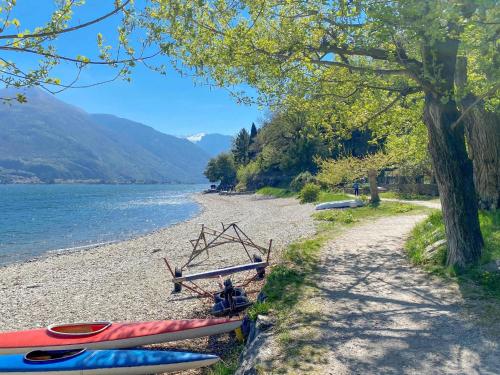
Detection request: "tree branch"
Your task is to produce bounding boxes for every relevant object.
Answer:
[361,93,404,127]
[0,46,160,65]
[451,83,500,130]
[311,59,409,76]
[0,0,131,40]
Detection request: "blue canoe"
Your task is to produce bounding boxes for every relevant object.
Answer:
[0,348,219,374]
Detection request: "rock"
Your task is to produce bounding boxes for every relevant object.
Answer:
[481,260,500,273]
[235,315,276,375]
[256,314,275,331]
[423,239,447,259]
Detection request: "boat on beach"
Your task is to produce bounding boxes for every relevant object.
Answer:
[0,318,242,354]
[315,200,364,210]
[0,348,219,374]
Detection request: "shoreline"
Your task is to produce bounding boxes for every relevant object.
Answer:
[0,189,205,269]
[0,193,316,331]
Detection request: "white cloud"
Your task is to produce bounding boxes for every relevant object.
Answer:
[186,132,206,142]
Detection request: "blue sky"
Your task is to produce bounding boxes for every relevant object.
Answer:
[4,1,264,136]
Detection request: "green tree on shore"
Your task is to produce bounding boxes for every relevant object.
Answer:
[144,0,499,268]
[204,153,237,188]
[232,128,251,166]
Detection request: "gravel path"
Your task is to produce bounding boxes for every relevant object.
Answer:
[307,214,500,374]
[0,194,315,330]
[381,197,442,210]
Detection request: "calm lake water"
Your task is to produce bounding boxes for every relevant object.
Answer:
[0,184,205,266]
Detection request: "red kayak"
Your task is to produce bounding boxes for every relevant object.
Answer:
[0,318,242,354]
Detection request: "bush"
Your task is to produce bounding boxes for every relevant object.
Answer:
[236,161,261,191]
[290,171,315,192]
[299,183,320,203]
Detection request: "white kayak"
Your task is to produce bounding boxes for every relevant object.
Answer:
[315,200,364,210]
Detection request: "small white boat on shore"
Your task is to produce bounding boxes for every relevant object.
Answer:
[315,200,364,210]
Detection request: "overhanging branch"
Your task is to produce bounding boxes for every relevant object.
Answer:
[0,0,131,40]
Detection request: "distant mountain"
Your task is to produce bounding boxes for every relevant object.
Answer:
[0,88,210,184]
[188,133,233,157]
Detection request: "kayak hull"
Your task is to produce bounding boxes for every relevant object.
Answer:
[0,319,241,354]
[315,200,364,210]
[0,349,219,375]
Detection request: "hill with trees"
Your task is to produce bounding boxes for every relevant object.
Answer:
[0,88,210,183]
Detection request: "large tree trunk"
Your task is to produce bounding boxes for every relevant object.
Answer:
[423,96,483,268]
[421,39,483,268]
[455,57,500,210]
[367,169,380,204]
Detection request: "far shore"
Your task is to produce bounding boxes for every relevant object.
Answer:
[0,193,316,331]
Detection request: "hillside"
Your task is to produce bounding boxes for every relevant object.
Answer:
[188,133,233,156]
[0,88,210,183]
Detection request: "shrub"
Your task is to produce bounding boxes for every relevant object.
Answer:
[236,160,261,190]
[290,171,315,192]
[299,183,320,203]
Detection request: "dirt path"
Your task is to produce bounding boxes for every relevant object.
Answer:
[381,197,442,210]
[300,214,499,374]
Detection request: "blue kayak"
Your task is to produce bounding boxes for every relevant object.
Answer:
[0,348,219,374]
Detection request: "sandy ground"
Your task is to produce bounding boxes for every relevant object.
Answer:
[0,193,315,330]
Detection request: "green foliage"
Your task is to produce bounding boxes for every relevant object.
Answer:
[316,210,357,225]
[206,345,244,375]
[290,171,315,192]
[406,210,500,298]
[256,186,295,198]
[204,153,237,187]
[232,128,251,166]
[0,2,150,99]
[385,122,432,178]
[244,111,330,188]
[236,160,260,191]
[317,153,390,189]
[144,0,498,268]
[298,183,320,203]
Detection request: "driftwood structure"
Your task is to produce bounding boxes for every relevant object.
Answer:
[164,222,272,298]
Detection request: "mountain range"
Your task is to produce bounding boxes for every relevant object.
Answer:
[0,88,215,184]
[187,132,233,157]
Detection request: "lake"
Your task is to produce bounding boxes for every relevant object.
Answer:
[0,184,205,266]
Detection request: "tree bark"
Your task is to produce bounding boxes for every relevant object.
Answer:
[368,169,380,203]
[423,95,483,268]
[455,57,500,210]
[421,38,483,268]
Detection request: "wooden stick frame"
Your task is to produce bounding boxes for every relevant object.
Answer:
[163,222,272,297]
[181,222,272,270]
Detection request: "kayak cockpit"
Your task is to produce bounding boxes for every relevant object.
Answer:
[25,349,86,362]
[47,322,111,336]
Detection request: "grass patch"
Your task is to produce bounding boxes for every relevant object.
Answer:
[380,191,437,201]
[316,191,351,203]
[207,345,245,375]
[256,186,295,198]
[247,235,326,320]
[256,186,352,204]
[406,210,500,299]
[314,201,426,224]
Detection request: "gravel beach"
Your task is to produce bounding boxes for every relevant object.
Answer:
[0,193,316,330]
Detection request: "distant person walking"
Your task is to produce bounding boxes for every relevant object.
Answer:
[353,182,360,196]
